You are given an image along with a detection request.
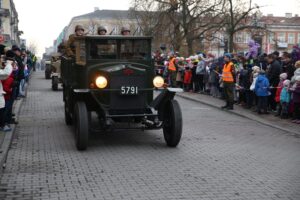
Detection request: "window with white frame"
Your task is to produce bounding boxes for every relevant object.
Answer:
[288,33,295,44]
[277,32,286,42]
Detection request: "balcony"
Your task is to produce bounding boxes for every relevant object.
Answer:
[0,8,10,17]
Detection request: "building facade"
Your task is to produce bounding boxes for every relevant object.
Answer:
[204,13,300,57]
[55,9,300,56]
[0,0,22,47]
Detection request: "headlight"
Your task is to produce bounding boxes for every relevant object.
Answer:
[153,76,164,88]
[95,76,108,89]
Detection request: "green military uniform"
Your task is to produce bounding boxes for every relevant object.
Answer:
[65,34,76,57]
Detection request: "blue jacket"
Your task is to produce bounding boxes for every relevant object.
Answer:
[280,87,290,103]
[255,74,270,96]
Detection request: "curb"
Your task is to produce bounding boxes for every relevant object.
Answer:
[176,93,300,136]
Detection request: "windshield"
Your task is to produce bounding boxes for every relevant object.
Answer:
[120,40,149,60]
[89,39,150,60]
[90,39,117,59]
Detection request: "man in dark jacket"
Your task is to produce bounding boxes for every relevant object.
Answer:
[282,52,295,80]
[267,54,282,111]
[12,45,25,98]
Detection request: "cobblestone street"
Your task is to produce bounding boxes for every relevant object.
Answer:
[0,71,299,200]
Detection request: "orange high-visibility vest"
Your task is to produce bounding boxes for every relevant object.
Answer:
[222,62,234,82]
[168,57,176,71]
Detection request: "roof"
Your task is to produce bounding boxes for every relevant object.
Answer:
[259,16,300,26]
[72,9,136,20]
[74,35,152,40]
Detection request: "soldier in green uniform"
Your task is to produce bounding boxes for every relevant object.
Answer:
[97,26,107,35]
[121,27,131,35]
[66,25,85,57]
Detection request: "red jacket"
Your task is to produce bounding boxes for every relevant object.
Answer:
[1,73,14,100]
[275,81,283,103]
[184,70,192,84]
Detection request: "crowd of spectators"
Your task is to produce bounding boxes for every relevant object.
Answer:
[0,45,36,132]
[153,43,300,124]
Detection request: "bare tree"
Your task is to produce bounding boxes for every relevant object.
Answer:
[131,0,181,51]
[221,0,263,52]
[132,0,224,54]
[87,17,99,35]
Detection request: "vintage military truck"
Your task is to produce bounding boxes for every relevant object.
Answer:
[61,35,183,150]
[44,60,52,79]
[50,53,62,91]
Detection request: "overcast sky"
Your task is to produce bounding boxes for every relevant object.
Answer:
[14,0,299,57]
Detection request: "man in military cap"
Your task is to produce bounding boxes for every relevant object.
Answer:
[66,25,85,57]
[121,27,131,35]
[97,26,107,35]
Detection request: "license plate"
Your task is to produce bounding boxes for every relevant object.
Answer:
[120,86,138,95]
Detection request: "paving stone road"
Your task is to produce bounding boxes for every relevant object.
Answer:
[0,71,299,200]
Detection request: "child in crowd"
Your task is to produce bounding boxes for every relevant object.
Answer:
[280,80,291,119]
[254,70,270,114]
[250,66,260,109]
[275,73,288,116]
[183,58,192,92]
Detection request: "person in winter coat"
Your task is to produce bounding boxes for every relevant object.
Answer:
[250,66,260,108]
[209,62,220,98]
[281,53,295,80]
[255,70,270,114]
[221,53,235,110]
[266,54,282,111]
[275,73,288,116]
[280,80,291,119]
[1,72,14,130]
[176,58,184,88]
[12,45,25,98]
[290,76,300,123]
[183,59,193,92]
[0,55,13,131]
[195,55,206,93]
[291,61,300,87]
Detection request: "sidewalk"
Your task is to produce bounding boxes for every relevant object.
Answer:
[0,97,23,170]
[0,74,30,171]
[177,92,300,136]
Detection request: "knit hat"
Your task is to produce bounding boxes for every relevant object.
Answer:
[280,73,288,80]
[283,79,290,86]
